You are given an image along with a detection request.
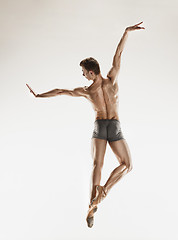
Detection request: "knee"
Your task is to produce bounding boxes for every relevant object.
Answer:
[127,163,133,173]
[122,159,133,173]
[93,160,104,170]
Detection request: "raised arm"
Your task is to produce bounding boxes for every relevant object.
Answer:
[112,30,128,67]
[26,84,88,98]
[107,21,145,85]
[106,29,128,85]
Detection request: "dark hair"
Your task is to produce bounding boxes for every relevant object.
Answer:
[80,57,100,75]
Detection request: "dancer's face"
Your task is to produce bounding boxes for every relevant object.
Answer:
[81,67,94,81]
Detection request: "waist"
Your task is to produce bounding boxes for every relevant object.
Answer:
[94,118,120,123]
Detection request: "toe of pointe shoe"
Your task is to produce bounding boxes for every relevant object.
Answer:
[86,216,94,228]
[86,207,97,228]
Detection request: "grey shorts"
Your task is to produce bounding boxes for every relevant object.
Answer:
[92,119,125,142]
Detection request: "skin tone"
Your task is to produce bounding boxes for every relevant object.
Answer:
[26,21,145,227]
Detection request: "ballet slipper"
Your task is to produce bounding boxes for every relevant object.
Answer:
[90,185,107,206]
[86,205,98,228]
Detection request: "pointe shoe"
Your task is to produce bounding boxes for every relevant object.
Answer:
[90,185,107,206]
[86,205,98,228]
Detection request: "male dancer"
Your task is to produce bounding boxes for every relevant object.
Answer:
[26,21,145,228]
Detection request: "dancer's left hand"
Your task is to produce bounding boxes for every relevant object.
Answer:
[26,83,39,97]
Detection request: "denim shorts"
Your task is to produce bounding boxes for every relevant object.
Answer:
[92,119,125,142]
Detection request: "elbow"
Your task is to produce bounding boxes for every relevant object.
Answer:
[113,55,122,67]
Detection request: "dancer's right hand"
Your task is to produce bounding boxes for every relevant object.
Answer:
[125,21,145,32]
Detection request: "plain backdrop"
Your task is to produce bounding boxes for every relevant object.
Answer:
[0,0,178,239]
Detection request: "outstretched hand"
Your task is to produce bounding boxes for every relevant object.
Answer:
[126,21,145,32]
[26,83,39,97]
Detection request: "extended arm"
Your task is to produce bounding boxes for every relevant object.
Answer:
[107,30,128,84]
[112,29,128,67]
[26,84,88,98]
[107,22,145,84]
[37,87,87,98]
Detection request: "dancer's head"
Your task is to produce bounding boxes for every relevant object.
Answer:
[80,57,101,80]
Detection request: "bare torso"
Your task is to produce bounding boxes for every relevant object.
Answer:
[85,78,119,121]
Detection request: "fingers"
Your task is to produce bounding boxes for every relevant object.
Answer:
[26,83,34,93]
[134,21,145,30]
[134,21,143,27]
[26,83,31,89]
[26,83,32,91]
[136,21,143,26]
[26,83,37,96]
[136,26,145,30]
[133,21,144,28]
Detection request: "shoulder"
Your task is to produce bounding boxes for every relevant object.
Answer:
[105,77,119,91]
[73,86,90,97]
[74,86,88,92]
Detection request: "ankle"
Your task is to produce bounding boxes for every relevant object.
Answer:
[103,185,108,196]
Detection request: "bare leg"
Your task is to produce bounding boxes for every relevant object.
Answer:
[103,163,128,194]
[103,139,133,195]
[91,139,133,206]
[90,167,101,203]
[86,138,107,227]
[90,163,128,206]
[89,138,107,203]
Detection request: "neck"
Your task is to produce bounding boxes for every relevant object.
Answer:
[93,74,103,83]
[89,74,103,90]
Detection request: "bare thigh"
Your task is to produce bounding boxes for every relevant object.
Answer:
[108,139,133,171]
[91,138,107,167]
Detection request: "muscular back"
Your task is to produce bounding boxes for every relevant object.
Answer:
[85,78,119,120]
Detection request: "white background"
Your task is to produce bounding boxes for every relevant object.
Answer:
[0,0,178,239]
